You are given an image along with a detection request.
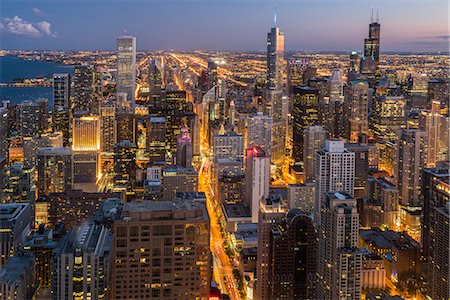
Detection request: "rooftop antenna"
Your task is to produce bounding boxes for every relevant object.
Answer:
[273,4,277,28]
[376,7,379,23]
[371,7,374,23]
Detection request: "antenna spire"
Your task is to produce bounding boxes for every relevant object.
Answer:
[371,7,374,23]
[376,7,379,23]
[273,4,277,28]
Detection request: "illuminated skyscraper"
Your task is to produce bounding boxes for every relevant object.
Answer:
[53,74,71,146]
[419,101,442,168]
[100,105,116,153]
[267,13,284,90]
[117,35,136,106]
[292,86,320,163]
[394,129,428,208]
[360,10,381,74]
[20,100,41,138]
[303,125,326,181]
[315,140,355,224]
[247,112,272,155]
[51,222,111,300]
[346,80,370,142]
[147,117,166,163]
[72,114,100,152]
[317,192,362,299]
[37,148,73,196]
[73,65,101,114]
[176,127,192,168]
[113,140,137,196]
[110,199,211,299]
[148,58,163,105]
[245,146,270,223]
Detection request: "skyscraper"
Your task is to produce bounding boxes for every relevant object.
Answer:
[315,140,355,224]
[267,14,284,91]
[247,112,272,155]
[100,105,116,154]
[293,86,320,163]
[51,222,112,300]
[0,203,32,267]
[245,146,270,223]
[213,131,244,163]
[346,80,370,142]
[317,192,362,300]
[176,127,193,168]
[419,101,442,168]
[37,147,73,196]
[53,74,71,146]
[73,65,102,114]
[360,10,381,74]
[72,114,100,152]
[303,125,326,181]
[113,140,137,196]
[263,209,317,299]
[20,100,41,138]
[110,199,211,299]
[147,116,166,163]
[117,35,136,106]
[394,129,428,207]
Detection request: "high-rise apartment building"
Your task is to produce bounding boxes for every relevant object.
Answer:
[245,147,270,223]
[117,35,136,106]
[315,140,355,223]
[53,73,71,146]
[100,105,116,154]
[20,100,41,138]
[147,117,166,163]
[246,112,272,155]
[419,101,442,168]
[318,192,362,300]
[113,141,137,196]
[346,80,370,142]
[110,200,210,299]
[73,65,101,114]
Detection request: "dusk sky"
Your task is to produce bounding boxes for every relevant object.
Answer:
[1,0,448,52]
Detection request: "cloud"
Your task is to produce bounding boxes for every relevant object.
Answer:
[428,35,450,40]
[32,8,42,16]
[0,15,56,37]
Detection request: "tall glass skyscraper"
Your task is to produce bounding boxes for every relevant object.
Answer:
[117,35,136,107]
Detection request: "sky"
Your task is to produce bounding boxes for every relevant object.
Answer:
[0,0,448,52]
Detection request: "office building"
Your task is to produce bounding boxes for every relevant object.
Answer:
[72,114,100,152]
[246,112,272,155]
[162,166,198,200]
[117,35,136,106]
[370,96,406,143]
[264,209,317,299]
[0,203,32,267]
[329,70,344,101]
[73,65,101,114]
[37,147,73,196]
[113,141,137,195]
[51,222,112,300]
[100,105,116,153]
[245,147,270,223]
[318,192,362,300]
[53,73,71,110]
[116,113,136,144]
[0,253,36,300]
[303,125,326,181]
[266,16,284,90]
[110,199,211,299]
[147,117,166,163]
[176,127,193,168]
[360,12,381,74]
[292,86,320,163]
[315,140,355,223]
[346,80,370,142]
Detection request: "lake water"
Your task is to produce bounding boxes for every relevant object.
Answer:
[0,55,74,105]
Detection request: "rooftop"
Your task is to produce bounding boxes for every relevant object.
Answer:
[0,254,34,283]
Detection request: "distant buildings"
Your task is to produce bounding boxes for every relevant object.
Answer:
[0,253,36,300]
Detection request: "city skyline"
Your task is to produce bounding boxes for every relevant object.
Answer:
[1,0,449,52]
